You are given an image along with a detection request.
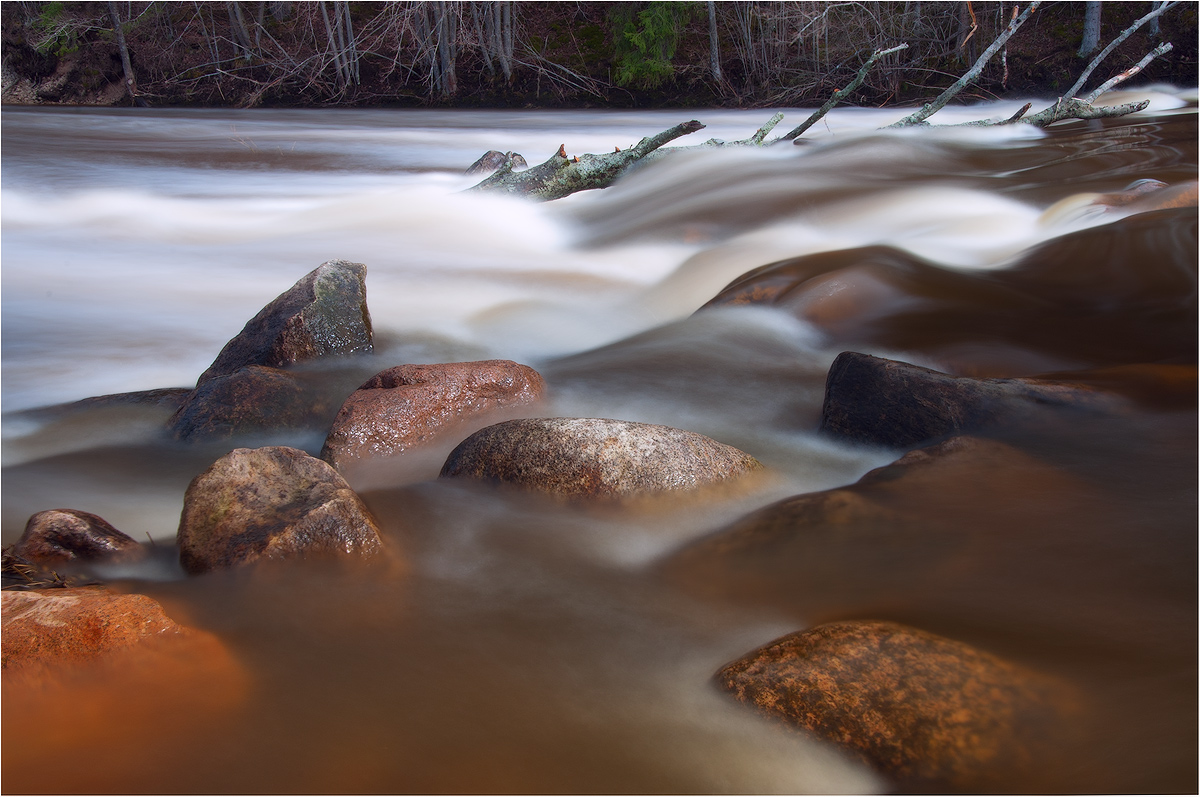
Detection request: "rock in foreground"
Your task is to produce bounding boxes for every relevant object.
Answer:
[196,259,373,387]
[819,351,1126,449]
[1,587,186,673]
[715,620,1071,792]
[439,417,763,499]
[321,360,546,471]
[10,509,142,566]
[177,446,383,574]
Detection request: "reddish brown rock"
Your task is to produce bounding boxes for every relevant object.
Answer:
[1,587,186,673]
[177,446,384,574]
[10,509,142,567]
[819,351,1128,449]
[169,365,340,441]
[197,260,373,387]
[439,417,763,500]
[715,620,1072,791]
[320,360,547,471]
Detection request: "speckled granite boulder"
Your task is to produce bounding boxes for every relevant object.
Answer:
[196,259,373,387]
[439,417,763,499]
[177,446,383,574]
[10,509,142,567]
[321,360,546,471]
[715,620,1072,791]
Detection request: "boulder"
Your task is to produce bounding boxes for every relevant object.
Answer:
[1,586,186,673]
[169,365,339,441]
[196,260,373,387]
[819,351,1127,449]
[320,360,547,471]
[9,509,142,567]
[715,620,1071,791]
[465,150,528,175]
[177,446,384,574]
[439,417,763,499]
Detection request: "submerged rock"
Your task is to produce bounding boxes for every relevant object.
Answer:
[169,365,338,441]
[196,259,373,387]
[465,150,528,175]
[9,509,142,567]
[321,360,547,471]
[439,417,763,499]
[1,586,186,672]
[177,446,383,574]
[819,351,1127,449]
[715,620,1072,791]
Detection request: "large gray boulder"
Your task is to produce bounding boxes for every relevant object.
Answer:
[196,260,373,387]
[177,446,383,574]
[439,418,763,499]
[321,360,547,471]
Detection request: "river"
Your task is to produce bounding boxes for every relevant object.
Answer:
[2,94,1196,793]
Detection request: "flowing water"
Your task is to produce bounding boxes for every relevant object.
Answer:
[1,93,1196,793]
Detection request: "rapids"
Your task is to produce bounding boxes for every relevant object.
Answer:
[2,93,1196,793]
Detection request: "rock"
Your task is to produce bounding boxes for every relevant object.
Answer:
[465,150,528,175]
[321,360,547,471]
[9,509,142,567]
[1,586,186,673]
[169,365,338,441]
[177,446,384,574]
[714,620,1071,791]
[196,260,373,387]
[700,210,1197,376]
[819,351,1127,449]
[439,417,763,499]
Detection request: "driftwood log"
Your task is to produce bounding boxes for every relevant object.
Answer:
[467,1,1180,202]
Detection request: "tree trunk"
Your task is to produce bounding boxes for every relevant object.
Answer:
[707,0,723,84]
[1079,1,1102,57]
[107,2,140,105]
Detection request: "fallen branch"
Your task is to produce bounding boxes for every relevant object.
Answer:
[888,1,1039,127]
[1065,1,1178,100]
[468,120,704,201]
[779,44,908,142]
[1083,42,1173,104]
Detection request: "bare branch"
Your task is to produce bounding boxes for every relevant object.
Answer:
[779,43,909,142]
[889,1,1039,127]
[1083,42,1174,104]
[1065,1,1179,99]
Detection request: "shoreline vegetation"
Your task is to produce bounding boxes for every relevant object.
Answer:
[1,2,1196,110]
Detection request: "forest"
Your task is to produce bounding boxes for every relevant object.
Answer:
[1,1,1195,109]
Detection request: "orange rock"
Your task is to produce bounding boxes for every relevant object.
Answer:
[715,620,1075,791]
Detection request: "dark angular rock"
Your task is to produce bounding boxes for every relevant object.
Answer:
[169,365,338,441]
[177,446,384,574]
[10,509,142,567]
[439,417,763,499]
[715,620,1073,791]
[321,360,547,471]
[196,260,373,387]
[819,351,1126,449]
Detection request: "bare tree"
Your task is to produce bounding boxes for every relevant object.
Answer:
[1079,1,1102,57]
[107,1,139,104]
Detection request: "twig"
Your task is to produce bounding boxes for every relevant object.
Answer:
[1083,42,1174,104]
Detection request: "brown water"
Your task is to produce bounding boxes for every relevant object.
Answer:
[2,98,1196,793]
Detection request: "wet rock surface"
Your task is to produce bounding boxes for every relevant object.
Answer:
[177,446,384,574]
[169,365,340,441]
[321,360,546,471]
[715,620,1072,792]
[9,509,142,566]
[439,417,763,499]
[701,210,1197,376]
[1,586,186,672]
[196,259,373,387]
[819,351,1128,449]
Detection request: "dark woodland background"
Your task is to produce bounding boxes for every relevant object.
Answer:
[1,2,1196,109]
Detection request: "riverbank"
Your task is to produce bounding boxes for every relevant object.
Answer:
[2,2,1196,110]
